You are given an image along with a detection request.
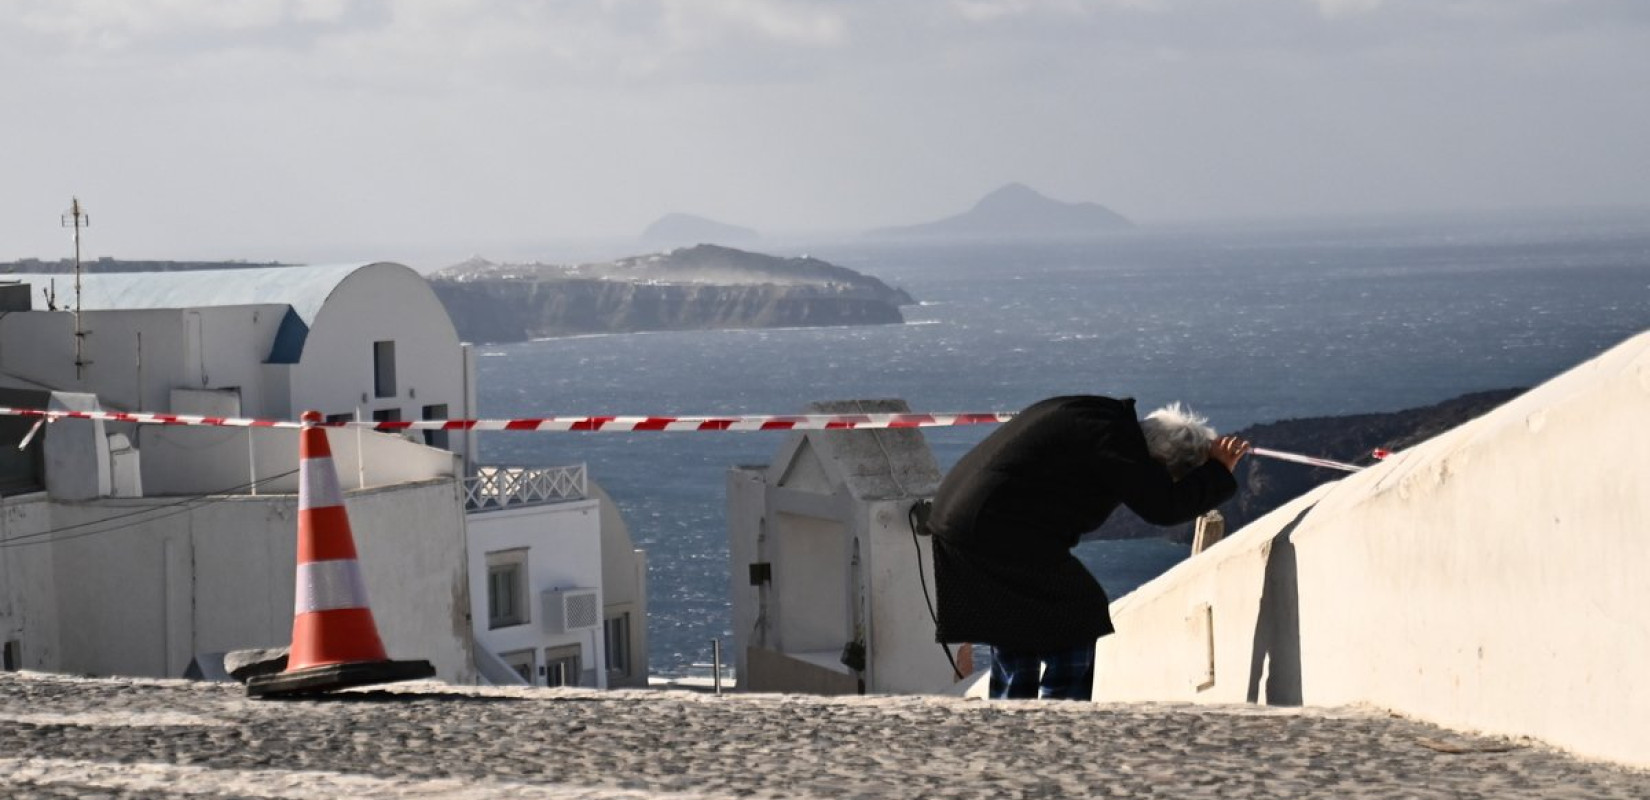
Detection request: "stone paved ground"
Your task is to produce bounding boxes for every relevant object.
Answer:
[1,672,1647,799]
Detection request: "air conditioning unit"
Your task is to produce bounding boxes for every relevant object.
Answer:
[542,587,600,634]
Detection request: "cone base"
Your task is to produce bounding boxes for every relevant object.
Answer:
[245,659,435,699]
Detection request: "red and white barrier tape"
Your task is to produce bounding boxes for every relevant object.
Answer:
[1250,446,1366,473]
[0,406,1014,432]
[2,406,1390,467]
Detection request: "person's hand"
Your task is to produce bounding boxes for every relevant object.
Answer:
[1210,435,1251,472]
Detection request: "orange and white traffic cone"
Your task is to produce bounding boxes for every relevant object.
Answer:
[247,411,434,698]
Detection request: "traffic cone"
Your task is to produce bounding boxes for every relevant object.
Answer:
[247,411,434,698]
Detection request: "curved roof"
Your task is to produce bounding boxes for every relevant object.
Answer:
[1,262,432,364]
[1,263,377,326]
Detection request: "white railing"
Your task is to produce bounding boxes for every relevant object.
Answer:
[463,465,588,512]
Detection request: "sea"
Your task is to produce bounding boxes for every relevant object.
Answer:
[473,212,1650,677]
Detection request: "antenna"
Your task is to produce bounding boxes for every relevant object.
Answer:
[61,197,92,379]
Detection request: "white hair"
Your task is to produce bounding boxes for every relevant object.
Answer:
[1140,402,1217,479]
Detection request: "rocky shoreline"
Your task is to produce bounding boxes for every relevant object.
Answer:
[431,278,907,343]
[430,245,913,344]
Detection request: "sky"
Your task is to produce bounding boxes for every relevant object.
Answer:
[3,0,1649,265]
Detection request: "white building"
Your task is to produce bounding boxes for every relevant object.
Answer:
[0,264,647,688]
[1,263,476,445]
[463,466,649,688]
[726,399,956,694]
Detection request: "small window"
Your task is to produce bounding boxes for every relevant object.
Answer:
[373,340,397,398]
[0,409,45,494]
[604,613,631,679]
[486,549,529,629]
[372,408,402,423]
[500,649,535,685]
[324,413,354,425]
[544,644,582,688]
[422,404,450,449]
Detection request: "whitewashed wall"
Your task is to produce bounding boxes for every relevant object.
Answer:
[726,466,766,685]
[591,480,649,687]
[137,424,458,497]
[290,263,472,470]
[466,499,606,688]
[0,306,288,416]
[0,494,61,672]
[22,479,474,682]
[864,498,956,694]
[728,419,954,696]
[1095,330,1650,768]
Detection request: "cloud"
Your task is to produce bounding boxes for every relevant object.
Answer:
[949,0,1159,24]
[3,0,1647,258]
[3,0,847,82]
[952,0,1042,23]
[7,0,383,54]
[660,0,848,47]
[1311,0,1383,18]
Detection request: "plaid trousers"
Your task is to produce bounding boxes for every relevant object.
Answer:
[989,644,1095,700]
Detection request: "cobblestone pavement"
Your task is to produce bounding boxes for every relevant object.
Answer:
[1,672,1647,799]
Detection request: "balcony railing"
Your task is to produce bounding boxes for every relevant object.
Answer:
[463,465,588,512]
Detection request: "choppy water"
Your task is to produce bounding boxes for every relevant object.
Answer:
[476,212,1650,675]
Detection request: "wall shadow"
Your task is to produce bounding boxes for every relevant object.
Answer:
[1245,506,1312,706]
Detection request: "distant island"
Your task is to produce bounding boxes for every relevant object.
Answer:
[430,244,914,343]
[641,214,759,248]
[870,183,1133,239]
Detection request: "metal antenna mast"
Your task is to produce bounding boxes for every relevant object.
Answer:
[61,197,92,379]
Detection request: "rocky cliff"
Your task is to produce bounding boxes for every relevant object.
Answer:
[430,245,913,343]
[1095,388,1526,543]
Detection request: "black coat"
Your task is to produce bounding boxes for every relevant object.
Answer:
[928,395,1236,650]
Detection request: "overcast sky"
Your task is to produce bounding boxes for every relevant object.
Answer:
[3,0,1648,264]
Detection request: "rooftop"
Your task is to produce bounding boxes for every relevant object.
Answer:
[2,263,373,326]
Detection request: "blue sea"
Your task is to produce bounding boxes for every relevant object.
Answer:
[475,212,1650,676]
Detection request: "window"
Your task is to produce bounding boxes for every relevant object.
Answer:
[324,413,354,425]
[0,402,45,494]
[604,613,631,679]
[373,408,413,442]
[486,549,529,629]
[2,640,19,671]
[544,644,582,688]
[500,649,535,685]
[373,340,397,398]
[422,404,450,450]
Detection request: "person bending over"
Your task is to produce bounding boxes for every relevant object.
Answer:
[927,395,1250,700]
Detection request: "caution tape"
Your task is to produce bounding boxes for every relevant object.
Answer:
[1250,446,1366,473]
[0,406,1014,432]
[1,406,1386,468]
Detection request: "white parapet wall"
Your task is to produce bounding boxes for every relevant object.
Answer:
[9,477,475,683]
[1,418,474,682]
[137,424,459,497]
[1094,329,1650,767]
